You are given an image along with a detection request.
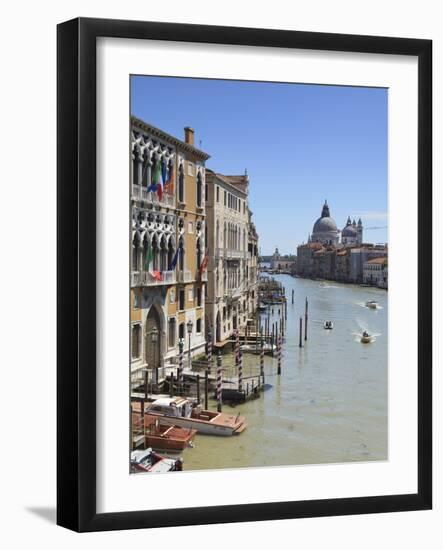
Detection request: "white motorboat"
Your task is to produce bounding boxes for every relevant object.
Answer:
[361,331,372,344]
[365,300,379,309]
[323,321,334,330]
[146,397,247,436]
[130,448,183,473]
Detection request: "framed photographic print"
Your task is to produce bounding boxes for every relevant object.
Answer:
[57,18,432,532]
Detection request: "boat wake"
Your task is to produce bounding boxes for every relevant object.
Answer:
[356,301,383,310]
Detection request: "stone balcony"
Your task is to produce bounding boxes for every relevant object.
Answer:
[132,184,175,208]
[177,270,192,283]
[131,270,176,287]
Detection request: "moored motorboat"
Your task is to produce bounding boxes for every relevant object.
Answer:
[365,300,379,309]
[323,321,334,330]
[145,397,247,436]
[361,331,372,343]
[130,448,183,473]
[132,413,197,451]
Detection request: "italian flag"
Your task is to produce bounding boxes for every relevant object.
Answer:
[151,162,163,201]
[144,239,153,271]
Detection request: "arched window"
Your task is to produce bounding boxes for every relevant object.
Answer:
[196,237,202,270]
[160,235,168,272]
[196,171,202,207]
[178,236,185,271]
[142,234,150,271]
[142,150,151,187]
[167,237,175,270]
[152,234,159,271]
[132,147,140,186]
[178,163,184,203]
[132,233,140,271]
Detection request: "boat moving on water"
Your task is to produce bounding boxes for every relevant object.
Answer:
[131,448,183,473]
[361,331,372,344]
[146,397,247,436]
[365,300,379,309]
[323,321,334,330]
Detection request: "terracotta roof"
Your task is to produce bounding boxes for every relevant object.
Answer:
[365,257,387,265]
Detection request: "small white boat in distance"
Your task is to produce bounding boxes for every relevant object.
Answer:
[365,300,379,309]
[323,321,334,330]
[146,397,247,436]
[361,331,372,344]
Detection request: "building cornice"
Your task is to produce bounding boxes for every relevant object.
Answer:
[131,116,211,161]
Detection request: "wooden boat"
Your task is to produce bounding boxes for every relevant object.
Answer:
[132,413,197,451]
[145,397,247,436]
[361,331,372,344]
[365,300,379,309]
[323,321,334,330]
[130,448,183,473]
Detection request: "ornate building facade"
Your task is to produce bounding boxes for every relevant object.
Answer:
[130,117,210,389]
[205,170,259,344]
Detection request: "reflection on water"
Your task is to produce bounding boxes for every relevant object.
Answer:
[183,275,388,471]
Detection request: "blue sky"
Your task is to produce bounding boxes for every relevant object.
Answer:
[131,76,387,255]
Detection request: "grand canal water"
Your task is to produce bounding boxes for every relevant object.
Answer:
[183,274,388,471]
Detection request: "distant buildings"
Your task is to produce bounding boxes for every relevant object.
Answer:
[297,200,387,287]
[363,257,388,289]
[270,247,296,273]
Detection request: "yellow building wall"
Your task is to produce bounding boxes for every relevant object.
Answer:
[130,289,141,322]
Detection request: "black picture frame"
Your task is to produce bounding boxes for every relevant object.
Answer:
[57,17,432,532]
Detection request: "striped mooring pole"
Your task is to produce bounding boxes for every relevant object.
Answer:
[277,333,282,375]
[235,328,240,366]
[260,332,265,384]
[238,348,243,393]
[207,327,213,374]
[178,338,184,394]
[216,351,223,412]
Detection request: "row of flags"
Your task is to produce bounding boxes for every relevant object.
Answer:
[143,241,208,282]
[146,161,174,201]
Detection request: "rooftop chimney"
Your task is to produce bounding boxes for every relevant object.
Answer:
[184,127,195,146]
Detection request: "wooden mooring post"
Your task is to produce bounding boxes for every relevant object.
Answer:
[260,331,265,384]
[304,297,308,341]
[216,351,222,412]
[292,289,295,304]
[196,374,201,405]
[299,316,303,348]
[204,370,209,410]
[277,333,282,375]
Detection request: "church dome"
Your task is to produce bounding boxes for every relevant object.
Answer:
[313,216,338,233]
[342,216,357,237]
[312,200,338,234]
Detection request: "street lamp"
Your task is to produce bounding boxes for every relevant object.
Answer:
[150,326,159,389]
[186,319,193,367]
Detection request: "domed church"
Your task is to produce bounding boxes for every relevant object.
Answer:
[309,200,340,245]
[341,216,363,245]
[309,201,363,246]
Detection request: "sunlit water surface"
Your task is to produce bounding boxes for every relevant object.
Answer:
[182,275,388,471]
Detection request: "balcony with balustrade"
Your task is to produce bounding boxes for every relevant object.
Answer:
[177,270,192,283]
[131,270,176,287]
[132,184,175,208]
